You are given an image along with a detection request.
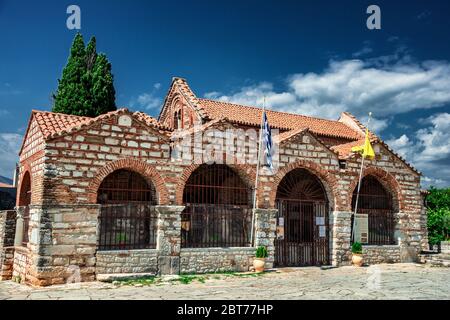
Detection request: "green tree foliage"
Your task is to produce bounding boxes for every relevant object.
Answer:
[426,187,450,245]
[53,33,116,117]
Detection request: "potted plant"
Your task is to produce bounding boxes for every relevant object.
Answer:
[253,246,268,272]
[351,242,363,267]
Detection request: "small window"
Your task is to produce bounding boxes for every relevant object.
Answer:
[174,110,182,129]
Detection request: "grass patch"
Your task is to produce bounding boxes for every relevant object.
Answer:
[173,275,206,284]
[114,271,266,286]
[113,275,158,286]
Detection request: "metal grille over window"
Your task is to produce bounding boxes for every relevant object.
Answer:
[351,175,395,245]
[181,164,252,248]
[97,170,157,250]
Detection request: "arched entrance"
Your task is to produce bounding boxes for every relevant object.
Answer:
[18,171,31,246]
[97,169,158,250]
[181,164,252,248]
[274,168,329,267]
[351,175,395,245]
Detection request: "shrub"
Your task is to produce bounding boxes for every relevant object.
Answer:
[352,242,362,254]
[255,246,268,258]
[426,187,450,245]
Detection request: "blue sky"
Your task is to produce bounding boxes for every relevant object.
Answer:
[0,0,449,187]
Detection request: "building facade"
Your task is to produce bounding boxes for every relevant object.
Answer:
[0,77,427,286]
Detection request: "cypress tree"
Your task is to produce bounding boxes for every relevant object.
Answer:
[53,33,116,117]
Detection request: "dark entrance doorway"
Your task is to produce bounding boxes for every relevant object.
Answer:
[274,168,329,267]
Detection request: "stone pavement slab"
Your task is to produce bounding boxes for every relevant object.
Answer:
[0,263,448,300]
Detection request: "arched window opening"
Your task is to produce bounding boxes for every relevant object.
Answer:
[19,171,31,246]
[19,171,31,206]
[97,169,157,250]
[181,164,252,248]
[351,175,395,245]
[274,168,329,267]
[173,109,182,130]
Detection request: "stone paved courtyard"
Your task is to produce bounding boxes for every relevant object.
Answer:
[0,263,448,300]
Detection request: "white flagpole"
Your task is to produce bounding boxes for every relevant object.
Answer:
[250,96,266,246]
[351,112,372,243]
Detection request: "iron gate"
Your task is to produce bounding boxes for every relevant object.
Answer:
[274,200,329,267]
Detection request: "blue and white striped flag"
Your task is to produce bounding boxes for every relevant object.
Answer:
[263,111,273,169]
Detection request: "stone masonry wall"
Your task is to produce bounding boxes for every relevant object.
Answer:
[254,209,277,268]
[0,210,16,280]
[42,113,173,205]
[96,249,158,274]
[24,204,100,286]
[12,247,30,283]
[11,108,427,286]
[362,245,401,265]
[156,205,183,275]
[180,247,254,274]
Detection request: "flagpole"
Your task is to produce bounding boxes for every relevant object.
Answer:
[250,96,266,246]
[351,112,372,243]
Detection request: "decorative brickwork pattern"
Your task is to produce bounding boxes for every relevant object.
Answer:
[86,158,170,205]
[8,78,427,286]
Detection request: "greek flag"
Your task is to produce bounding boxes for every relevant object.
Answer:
[263,111,273,169]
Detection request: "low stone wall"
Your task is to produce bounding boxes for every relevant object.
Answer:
[441,241,450,253]
[12,246,31,283]
[362,245,401,265]
[96,249,158,274]
[0,210,16,280]
[0,247,15,280]
[180,247,255,274]
[31,204,100,285]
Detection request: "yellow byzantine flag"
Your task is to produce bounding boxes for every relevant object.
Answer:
[351,128,375,159]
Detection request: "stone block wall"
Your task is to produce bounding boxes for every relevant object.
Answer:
[96,249,158,274]
[253,209,277,268]
[12,246,30,283]
[362,245,401,265]
[441,241,450,253]
[19,204,100,286]
[10,107,427,285]
[180,247,255,274]
[330,211,352,266]
[0,210,16,280]
[156,205,183,275]
[0,247,15,280]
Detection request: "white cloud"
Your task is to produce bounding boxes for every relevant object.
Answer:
[0,133,22,179]
[352,41,373,58]
[386,113,450,188]
[204,53,450,124]
[417,10,432,20]
[0,109,9,117]
[203,51,450,187]
[385,134,415,160]
[135,93,161,110]
[130,83,162,110]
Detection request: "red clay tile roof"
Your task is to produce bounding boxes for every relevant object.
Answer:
[197,99,362,140]
[33,110,91,139]
[330,139,365,159]
[132,111,172,133]
[274,127,309,143]
[31,109,170,140]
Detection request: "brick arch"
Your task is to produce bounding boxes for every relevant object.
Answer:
[267,159,339,209]
[347,166,402,212]
[17,169,31,206]
[175,163,256,205]
[86,158,170,205]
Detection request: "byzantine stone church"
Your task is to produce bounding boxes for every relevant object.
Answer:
[0,77,427,286]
